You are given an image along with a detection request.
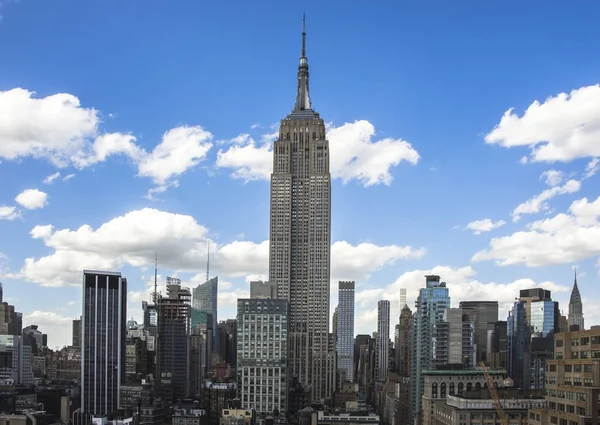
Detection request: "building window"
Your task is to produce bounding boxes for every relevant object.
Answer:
[441,383,447,398]
[432,383,438,398]
[449,382,455,395]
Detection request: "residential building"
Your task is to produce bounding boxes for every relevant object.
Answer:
[337,281,355,384]
[157,277,191,401]
[435,308,475,367]
[268,16,333,401]
[376,300,390,382]
[80,270,127,416]
[410,275,451,422]
[236,298,288,416]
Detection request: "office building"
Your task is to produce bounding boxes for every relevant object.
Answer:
[528,327,600,425]
[81,270,127,416]
[459,301,498,363]
[193,276,218,349]
[236,298,288,416]
[72,317,82,347]
[568,271,584,331]
[268,16,333,400]
[250,281,277,299]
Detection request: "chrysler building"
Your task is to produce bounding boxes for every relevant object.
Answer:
[268,16,334,401]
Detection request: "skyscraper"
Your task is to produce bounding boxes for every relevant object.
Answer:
[376,300,390,382]
[268,16,332,400]
[568,270,584,331]
[157,277,191,401]
[81,270,127,416]
[192,276,218,348]
[337,281,355,384]
[410,275,450,423]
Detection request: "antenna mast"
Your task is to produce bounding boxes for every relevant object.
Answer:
[206,241,210,282]
[153,251,158,303]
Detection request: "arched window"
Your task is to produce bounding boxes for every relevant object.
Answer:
[467,382,473,391]
[458,382,464,396]
[493,381,499,388]
[440,382,447,398]
[432,383,438,398]
[475,382,482,390]
[449,382,455,395]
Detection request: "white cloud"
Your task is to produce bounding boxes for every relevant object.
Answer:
[464,218,506,235]
[353,265,570,338]
[511,179,581,222]
[0,88,98,166]
[15,189,48,210]
[137,126,213,194]
[473,195,600,267]
[485,84,600,162]
[540,169,564,187]
[584,158,599,179]
[62,173,75,181]
[43,172,61,184]
[0,206,19,220]
[13,208,425,288]
[215,137,273,181]
[0,89,213,195]
[23,310,73,348]
[216,120,420,186]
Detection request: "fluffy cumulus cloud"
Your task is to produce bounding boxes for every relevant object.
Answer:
[0,88,213,195]
[511,179,581,222]
[0,206,19,220]
[464,218,506,235]
[23,310,73,348]
[485,84,600,162]
[10,208,425,288]
[473,195,600,267]
[353,265,571,337]
[540,169,565,187]
[15,189,48,210]
[216,120,419,186]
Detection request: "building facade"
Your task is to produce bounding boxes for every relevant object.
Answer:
[157,278,191,401]
[376,300,390,382]
[250,281,278,299]
[568,272,584,331]
[410,275,451,423]
[236,298,288,416]
[193,276,219,349]
[268,17,333,401]
[81,270,127,416]
[459,301,499,363]
[528,327,600,425]
[337,281,355,384]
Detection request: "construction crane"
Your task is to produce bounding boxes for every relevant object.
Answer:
[480,362,509,425]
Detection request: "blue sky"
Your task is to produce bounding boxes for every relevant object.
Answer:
[1,0,600,348]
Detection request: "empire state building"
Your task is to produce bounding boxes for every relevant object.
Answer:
[268,17,335,401]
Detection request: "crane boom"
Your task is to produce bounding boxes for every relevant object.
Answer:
[480,362,509,425]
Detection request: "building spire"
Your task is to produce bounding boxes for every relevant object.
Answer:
[294,13,311,111]
[206,241,210,283]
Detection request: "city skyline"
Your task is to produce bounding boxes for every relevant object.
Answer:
[1,1,600,348]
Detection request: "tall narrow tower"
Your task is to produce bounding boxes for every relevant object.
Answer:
[568,269,584,331]
[268,15,332,401]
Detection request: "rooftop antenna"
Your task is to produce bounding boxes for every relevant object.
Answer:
[206,241,210,283]
[153,251,158,303]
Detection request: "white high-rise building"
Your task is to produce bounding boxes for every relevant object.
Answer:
[268,16,333,400]
[337,281,355,383]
